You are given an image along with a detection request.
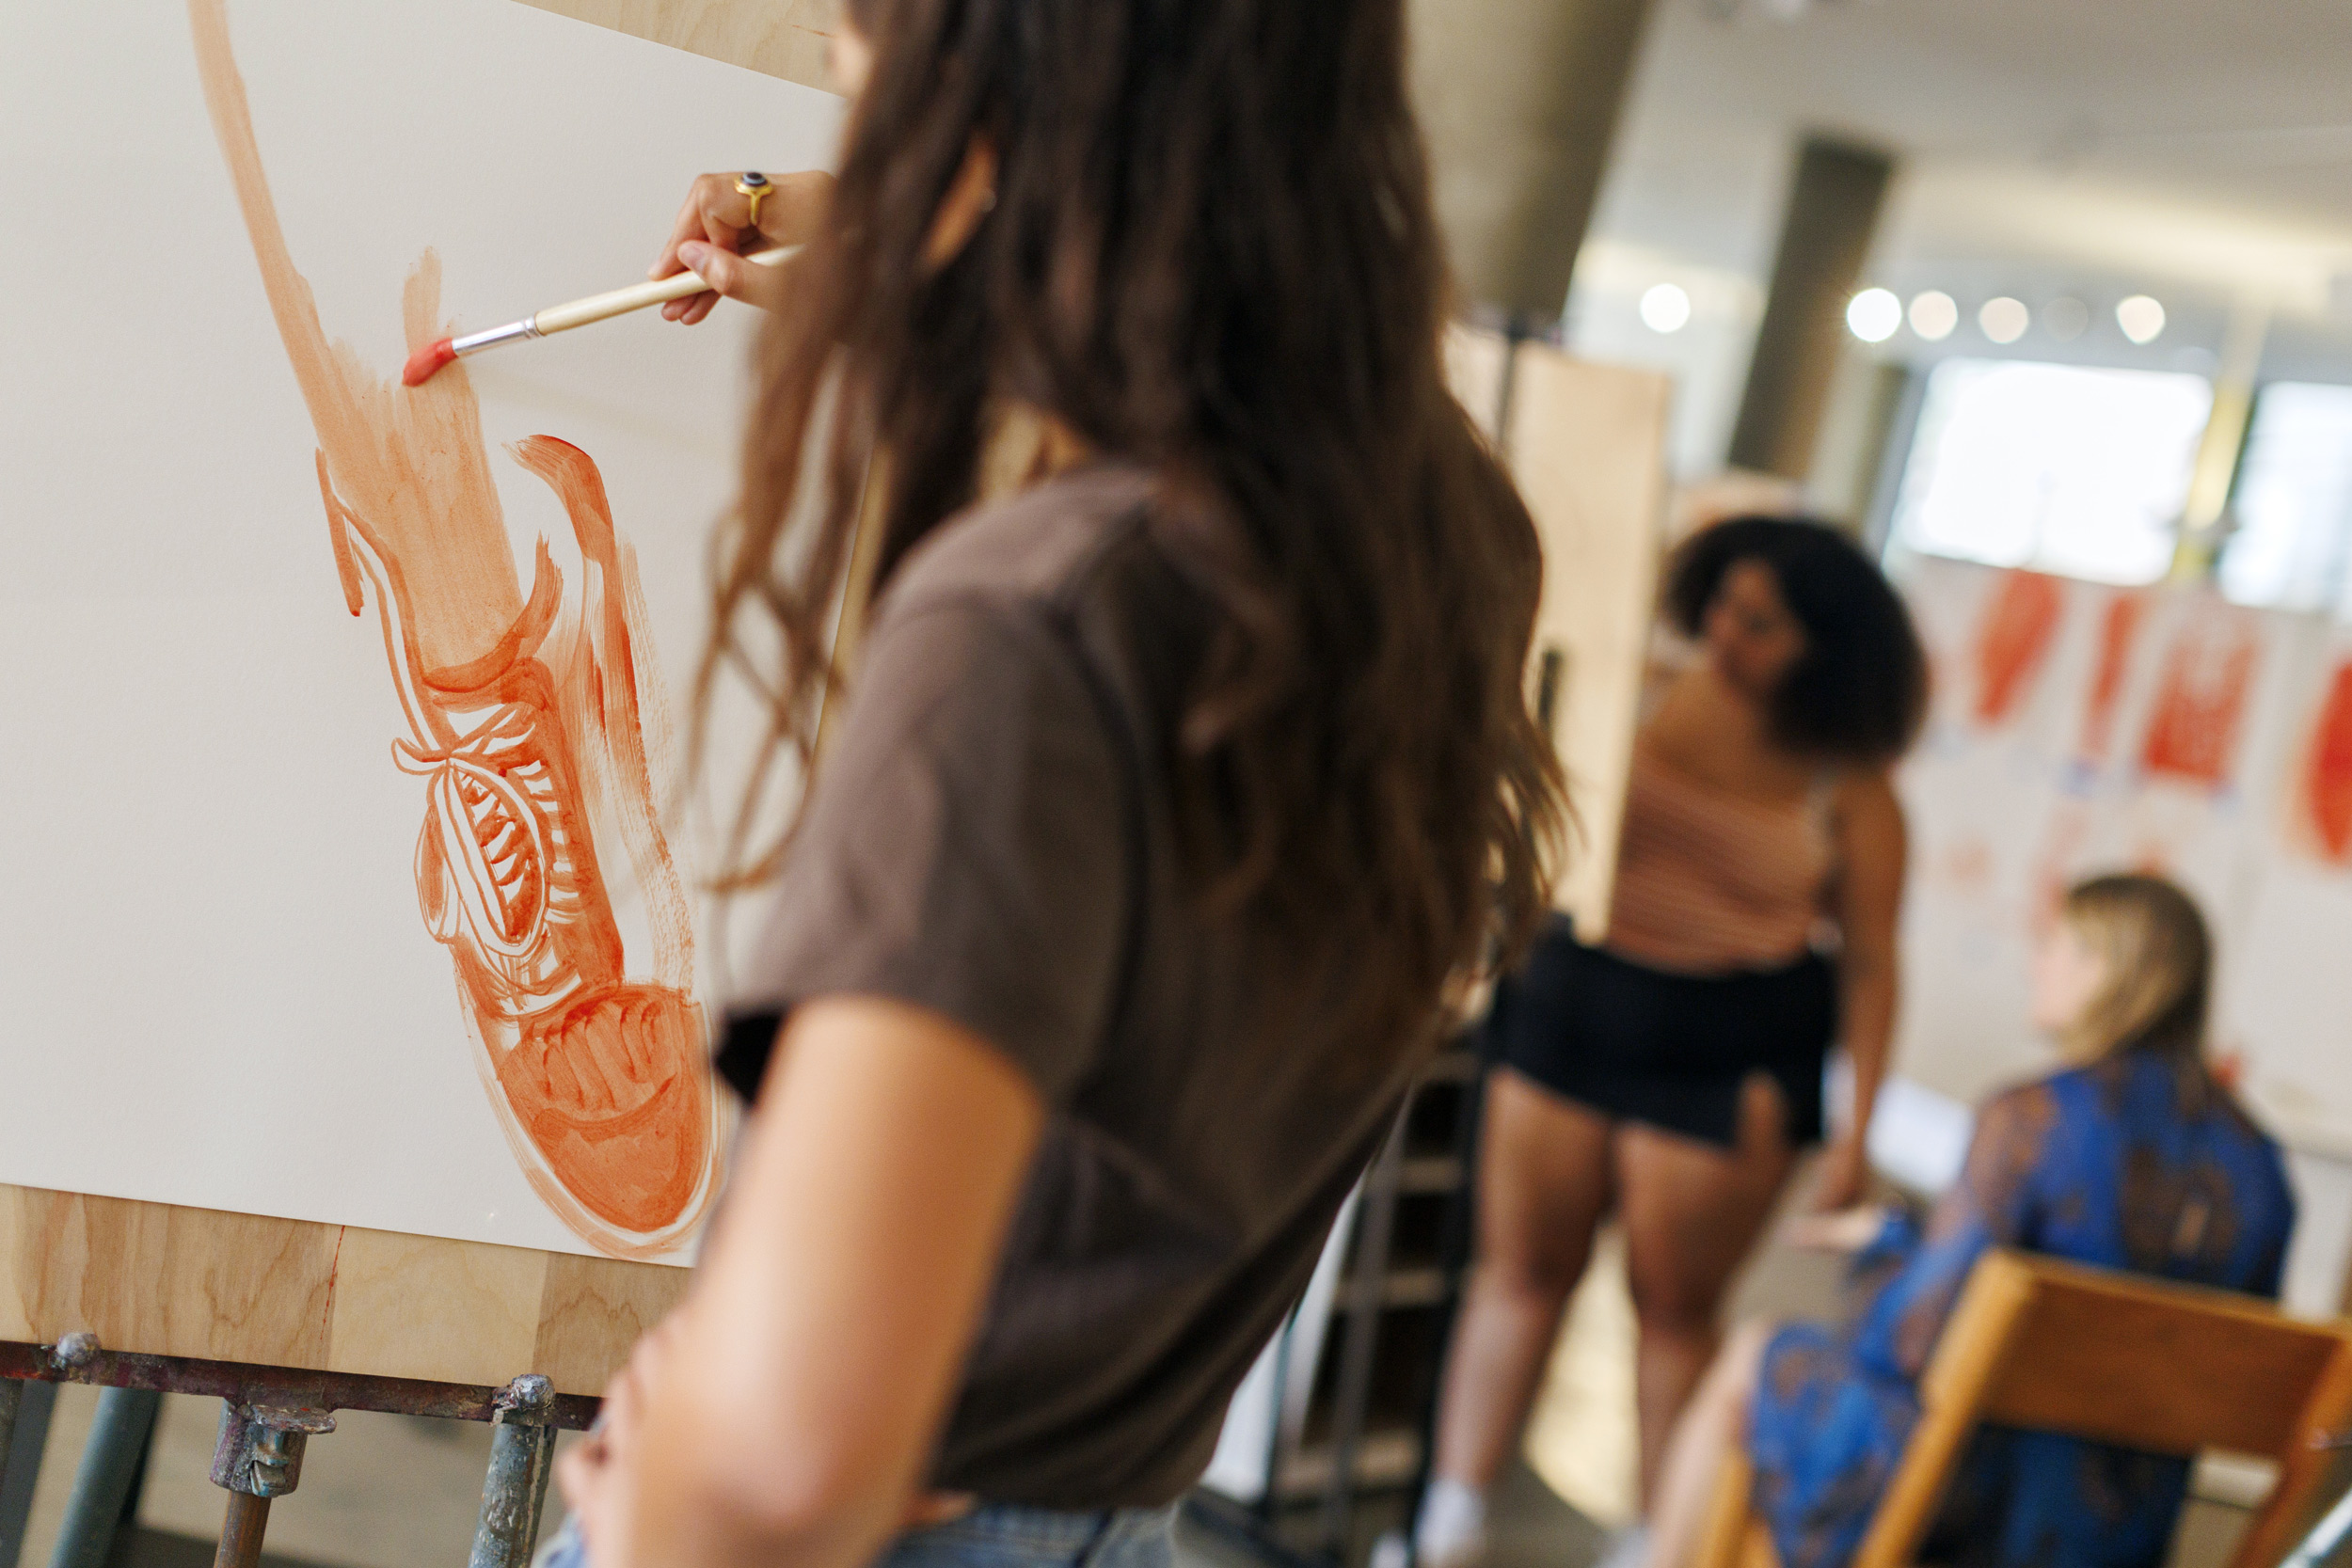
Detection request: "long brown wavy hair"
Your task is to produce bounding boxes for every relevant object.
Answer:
[696,0,1567,1044]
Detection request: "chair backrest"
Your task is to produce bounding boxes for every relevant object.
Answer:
[1856,1251,2352,1568]
[1959,1252,2346,1456]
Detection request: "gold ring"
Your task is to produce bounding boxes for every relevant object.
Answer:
[735,171,772,231]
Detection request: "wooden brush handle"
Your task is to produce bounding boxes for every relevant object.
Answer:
[532,246,793,335]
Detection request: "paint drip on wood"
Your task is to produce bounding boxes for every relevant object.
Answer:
[189,0,719,1259]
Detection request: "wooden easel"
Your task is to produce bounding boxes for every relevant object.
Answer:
[0,1182,684,1565]
[1447,325,1671,939]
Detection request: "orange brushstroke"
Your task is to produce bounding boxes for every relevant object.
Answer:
[2027,803,2089,942]
[2295,662,2352,864]
[1939,836,1994,893]
[2138,618,2260,791]
[2076,592,2147,766]
[190,0,716,1259]
[1971,570,2065,727]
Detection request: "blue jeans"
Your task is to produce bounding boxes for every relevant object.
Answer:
[533,1500,1179,1568]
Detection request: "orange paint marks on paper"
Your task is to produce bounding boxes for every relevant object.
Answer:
[1938,836,1994,893]
[2296,661,2352,864]
[2138,619,2260,789]
[2076,592,2147,765]
[2027,802,2089,942]
[1973,569,2065,726]
[191,0,717,1259]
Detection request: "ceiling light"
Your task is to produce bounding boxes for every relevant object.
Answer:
[2043,297,2091,342]
[1909,292,1959,341]
[1980,297,2030,345]
[1640,283,1692,334]
[1847,288,1902,343]
[2118,295,2168,344]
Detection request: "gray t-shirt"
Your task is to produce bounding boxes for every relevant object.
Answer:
[718,462,1427,1507]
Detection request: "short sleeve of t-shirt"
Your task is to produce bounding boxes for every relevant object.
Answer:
[737,592,1133,1105]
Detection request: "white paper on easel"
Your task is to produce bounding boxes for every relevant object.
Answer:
[0,0,844,1260]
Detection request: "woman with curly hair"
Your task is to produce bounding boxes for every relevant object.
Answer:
[1420,517,1930,1568]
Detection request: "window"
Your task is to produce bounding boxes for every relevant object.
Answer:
[1888,358,2214,585]
[2217,382,2352,618]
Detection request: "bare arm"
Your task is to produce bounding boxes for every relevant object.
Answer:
[564,996,1045,1568]
[1816,770,1907,1210]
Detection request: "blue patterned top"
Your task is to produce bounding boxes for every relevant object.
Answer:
[1748,1052,2296,1568]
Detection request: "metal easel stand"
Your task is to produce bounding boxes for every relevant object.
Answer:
[0,1332,165,1568]
[0,1379,29,1568]
[468,1375,558,1568]
[1315,1117,1409,1559]
[48,1331,163,1568]
[0,1386,17,1507]
[210,1400,335,1568]
[0,1382,56,1568]
[0,1337,594,1568]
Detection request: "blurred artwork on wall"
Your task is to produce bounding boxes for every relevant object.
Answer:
[1892,554,2352,1151]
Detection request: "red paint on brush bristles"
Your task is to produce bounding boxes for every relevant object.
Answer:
[401,338,457,388]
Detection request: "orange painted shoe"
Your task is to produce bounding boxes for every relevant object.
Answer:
[193,4,721,1259]
[326,481,720,1260]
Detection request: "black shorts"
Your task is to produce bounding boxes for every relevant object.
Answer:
[1482,914,1837,1148]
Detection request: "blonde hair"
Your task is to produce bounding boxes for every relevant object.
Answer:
[2058,874,2214,1060]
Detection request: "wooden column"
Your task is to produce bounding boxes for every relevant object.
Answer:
[1409,0,1658,323]
[1727,137,1895,481]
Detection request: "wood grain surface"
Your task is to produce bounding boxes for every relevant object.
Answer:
[0,1185,685,1397]
[1441,329,1672,939]
[1498,342,1673,939]
[516,0,841,91]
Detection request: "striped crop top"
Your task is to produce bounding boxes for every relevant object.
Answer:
[1605,743,1836,976]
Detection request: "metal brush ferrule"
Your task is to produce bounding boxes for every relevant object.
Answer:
[450,319,543,357]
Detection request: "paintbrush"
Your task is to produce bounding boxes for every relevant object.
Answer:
[401,245,794,388]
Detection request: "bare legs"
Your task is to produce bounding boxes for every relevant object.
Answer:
[1647,1322,1774,1568]
[1430,1069,1616,1493]
[1618,1077,1797,1497]
[1426,1073,1797,1523]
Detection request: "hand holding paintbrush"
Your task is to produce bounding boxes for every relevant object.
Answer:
[404,169,831,387]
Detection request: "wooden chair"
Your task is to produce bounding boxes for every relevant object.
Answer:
[1692,1251,2352,1568]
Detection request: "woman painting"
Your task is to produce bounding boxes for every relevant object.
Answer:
[1420,518,1929,1568]
[543,1,1569,1566]
[1644,873,2296,1568]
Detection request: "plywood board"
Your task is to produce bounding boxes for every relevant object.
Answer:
[1503,345,1674,938]
[517,0,842,91]
[2,0,845,1276]
[0,1184,684,1397]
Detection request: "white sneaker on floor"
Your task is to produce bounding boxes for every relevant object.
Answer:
[1588,1523,1651,1568]
[1414,1529,1487,1568]
[1412,1478,1489,1568]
